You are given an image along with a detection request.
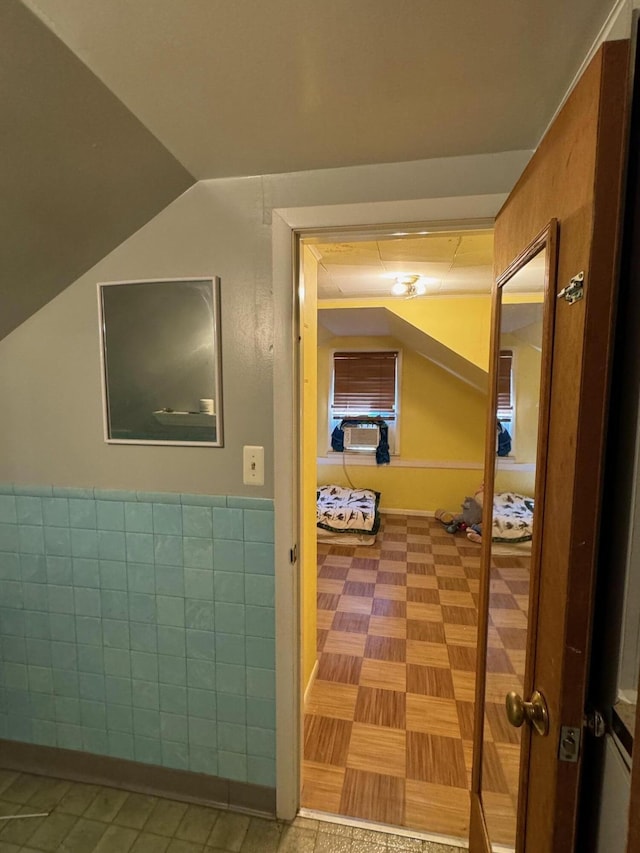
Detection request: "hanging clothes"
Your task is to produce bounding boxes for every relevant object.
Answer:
[497,421,512,457]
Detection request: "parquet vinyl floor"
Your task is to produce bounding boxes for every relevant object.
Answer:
[302,514,529,845]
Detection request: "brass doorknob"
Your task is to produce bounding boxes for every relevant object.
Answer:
[505,689,549,736]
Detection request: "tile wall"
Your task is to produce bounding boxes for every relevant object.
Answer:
[0,485,275,788]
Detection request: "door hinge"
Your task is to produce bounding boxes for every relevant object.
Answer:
[557,271,585,304]
[290,544,298,564]
[584,708,607,739]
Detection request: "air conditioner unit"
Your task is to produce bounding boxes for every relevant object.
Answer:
[343,424,380,451]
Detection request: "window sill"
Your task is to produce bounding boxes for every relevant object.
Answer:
[318,455,484,470]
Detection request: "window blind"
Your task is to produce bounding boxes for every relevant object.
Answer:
[332,351,397,415]
[497,349,513,411]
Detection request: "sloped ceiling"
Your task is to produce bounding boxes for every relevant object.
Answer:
[0,0,618,339]
[24,0,615,179]
[318,307,488,392]
[0,1,194,340]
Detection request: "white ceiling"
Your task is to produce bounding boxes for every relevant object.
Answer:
[23,0,616,179]
[312,229,495,298]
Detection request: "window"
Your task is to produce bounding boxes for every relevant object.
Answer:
[497,348,514,453]
[329,350,399,452]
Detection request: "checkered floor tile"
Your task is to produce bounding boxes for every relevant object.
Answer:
[302,514,529,843]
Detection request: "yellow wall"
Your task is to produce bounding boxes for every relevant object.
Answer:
[494,331,542,497]
[494,466,536,496]
[318,334,487,511]
[301,248,318,691]
[513,342,541,466]
[320,295,492,371]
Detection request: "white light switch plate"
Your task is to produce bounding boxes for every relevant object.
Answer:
[243,445,264,486]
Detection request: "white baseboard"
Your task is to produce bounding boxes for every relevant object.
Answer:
[379,508,435,517]
[303,659,319,708]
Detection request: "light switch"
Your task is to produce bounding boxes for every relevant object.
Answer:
[243,445,264,486]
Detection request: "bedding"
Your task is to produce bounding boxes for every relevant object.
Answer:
[492,491,534,543]
[317,529,378,546]
[316,485,381,536]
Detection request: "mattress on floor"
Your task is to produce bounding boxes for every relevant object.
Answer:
[316,528,378,546]
[492,491,534,543]
[316,484,381,537]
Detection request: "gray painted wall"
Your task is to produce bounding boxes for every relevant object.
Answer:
[0,152,530,497]
[0,0,194,340]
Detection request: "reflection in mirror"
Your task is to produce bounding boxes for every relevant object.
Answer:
[480,247,547,850]
[99,278,223,446]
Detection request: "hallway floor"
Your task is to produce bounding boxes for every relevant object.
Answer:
[302,514,527,842]
[0,768,461,852]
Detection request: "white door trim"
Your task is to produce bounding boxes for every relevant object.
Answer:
[272,193,507,820]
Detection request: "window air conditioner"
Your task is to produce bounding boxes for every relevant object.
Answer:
[343,425,380,451]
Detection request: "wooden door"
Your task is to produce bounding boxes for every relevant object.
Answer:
[469,40,630,852]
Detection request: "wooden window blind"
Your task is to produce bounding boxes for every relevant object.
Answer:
[332,351,397,416]
[497,349,513,411]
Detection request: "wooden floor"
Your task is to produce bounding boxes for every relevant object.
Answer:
[301,514,529,843]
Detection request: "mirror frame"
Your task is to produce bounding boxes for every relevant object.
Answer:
[97,276,224,447]
[471,220,558,851]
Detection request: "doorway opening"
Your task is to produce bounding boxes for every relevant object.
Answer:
[296,223,497,840]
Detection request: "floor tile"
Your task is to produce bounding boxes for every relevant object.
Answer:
[278,824,316,852]
[55,782,102,816]
[166,839,207,853]
[305,682,359,720]
[19,811,77,851]
[305,516,493,833]
[84,787,129,823]
[405,780,470,837]
[58,817,108,853]
[131,832,171,853]
[354,686,405,729]
[406,732,468,788]
[206,812,250,852]
[317,654,362,685]
[304,715,352,765]
[239,816,281,852]
[25,778,71,811]
[92,824,139,853]
[359,659,406,692]
[347,724,406,778]
[143,800,188,837]
[405,694,461,738]
[175,805,221,844]
[339,768,404,825]
[112,793,159,830]
[1,777,43,806]
[0,805,46,846]
[314,832,353,853]
[301,764,345,815]
[0,773,19,798]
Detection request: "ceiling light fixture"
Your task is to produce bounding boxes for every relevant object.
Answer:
[391,274,426,298]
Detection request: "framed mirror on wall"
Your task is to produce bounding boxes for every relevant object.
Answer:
[473,221,557,852]
[98,277,223,447]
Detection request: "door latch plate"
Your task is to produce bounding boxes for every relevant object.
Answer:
[558,725,581,762]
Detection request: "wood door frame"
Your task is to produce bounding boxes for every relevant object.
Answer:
[272,194,509,820]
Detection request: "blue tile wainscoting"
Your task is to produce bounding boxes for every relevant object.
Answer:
[0,485,275,789]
